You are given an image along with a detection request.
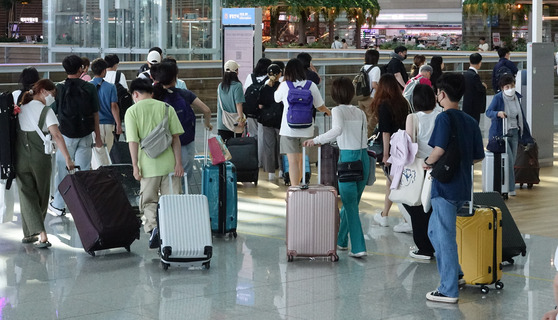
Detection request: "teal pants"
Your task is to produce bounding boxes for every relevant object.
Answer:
[337,149,369,254]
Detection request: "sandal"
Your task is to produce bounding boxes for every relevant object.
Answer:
[34,241,52,249]
[22,236,39,243]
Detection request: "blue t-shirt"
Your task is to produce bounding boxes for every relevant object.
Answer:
[90,78,118,124]
[428,109,484,201]
[162,87,197,146]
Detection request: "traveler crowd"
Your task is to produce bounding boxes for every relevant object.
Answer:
[0,44,542,309]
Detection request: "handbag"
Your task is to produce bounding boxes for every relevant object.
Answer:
[140,104,172,159]
[337,111,366,183]
[218,86,244,134]
[487,135,505,153]
[208,135,232,165]
[23,106,56,155]
[430,111,461,183]
[421,169,433,212]
[389,114,424,206]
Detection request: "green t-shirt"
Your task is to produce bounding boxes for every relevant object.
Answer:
[124,99,185,178]
[217,81,245,131]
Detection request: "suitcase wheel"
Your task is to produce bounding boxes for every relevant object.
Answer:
[125,246,131,253]
[480,285,489,294]
[87,251,96,257]
[527,183,533,189]
[232,231,238,239]
[495,281,504,290]
[162,261,169,270]
[502,193,508,200]
[331,254,339,262]
[287,255,294,262]
[203,261,211,269]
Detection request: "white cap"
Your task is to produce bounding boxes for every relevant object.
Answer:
[224,60,239,73]
[147,51,161,65]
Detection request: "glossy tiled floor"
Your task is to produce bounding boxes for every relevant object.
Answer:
[1,172,557,320]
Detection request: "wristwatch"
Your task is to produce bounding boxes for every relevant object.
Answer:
[424,157,434,166]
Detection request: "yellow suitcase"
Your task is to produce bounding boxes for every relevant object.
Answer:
[456,206,504,294]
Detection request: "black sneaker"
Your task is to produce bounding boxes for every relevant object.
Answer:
[425,290,458,304]
[149,227,160,249]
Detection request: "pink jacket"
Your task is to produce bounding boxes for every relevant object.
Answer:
[387,129,418,189]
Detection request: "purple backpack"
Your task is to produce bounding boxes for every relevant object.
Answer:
[286,81,314,128]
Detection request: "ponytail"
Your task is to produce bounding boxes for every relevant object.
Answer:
[20,90,34,106]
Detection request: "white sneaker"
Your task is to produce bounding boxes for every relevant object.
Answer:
[373,212,389,227]
[393,222,413,234]
[48,202,66,216]
[348,251,367,258]
[509,191,516,196]
[268,173,276,181]
[409,250,433,260]
[425,290,458,304]
[337,245,348,251]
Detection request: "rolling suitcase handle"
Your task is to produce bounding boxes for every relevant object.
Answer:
[302,145,322,186]
[168,173,188,195]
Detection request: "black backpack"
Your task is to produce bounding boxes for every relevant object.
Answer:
[494,65,512,89]
[57,79,96,138]
[0,92,17,188]
[115,71,133,122]
[243,74,268,118]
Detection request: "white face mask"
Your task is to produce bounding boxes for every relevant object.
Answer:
[503,88,515,97]
[44,93,55,106]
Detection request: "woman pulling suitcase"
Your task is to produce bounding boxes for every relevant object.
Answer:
[15,79,75,247]
[303,77,369,258]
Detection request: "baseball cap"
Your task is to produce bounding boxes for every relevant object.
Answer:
[267,64,281,76]
[224,60,239,72]
[147,51,161,65]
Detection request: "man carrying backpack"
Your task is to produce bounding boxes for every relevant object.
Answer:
[104,54,133,125]
[48,55,103,216]
[90,58,121,166]
[492,47,518,93]
[403,65,433,109]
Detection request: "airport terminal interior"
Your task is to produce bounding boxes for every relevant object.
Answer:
[0,117,557,320]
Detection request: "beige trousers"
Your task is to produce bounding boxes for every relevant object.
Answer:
[139,175,181,233]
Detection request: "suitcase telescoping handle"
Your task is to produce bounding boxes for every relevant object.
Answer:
[301,145,322,186]
[168,173,188,195]
[502,116,508,154]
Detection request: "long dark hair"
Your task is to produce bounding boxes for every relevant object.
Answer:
[253,58,272,77]
[283,59,306,82]
[220,71,240,92]
[370,74,408,128]
[430,55,443,90]
[20,79,56,106]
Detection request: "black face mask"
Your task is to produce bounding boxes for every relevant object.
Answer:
[403,54,408,60]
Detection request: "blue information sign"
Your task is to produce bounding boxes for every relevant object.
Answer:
[222,8,256,25]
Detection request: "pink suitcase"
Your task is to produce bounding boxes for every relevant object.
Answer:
[286,147,339,262]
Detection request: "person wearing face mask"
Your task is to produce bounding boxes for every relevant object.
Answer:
[485,74,534,196]
[386,46,409,89]
[15,79,75,248]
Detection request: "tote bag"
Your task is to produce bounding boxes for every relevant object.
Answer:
[389,114,424,206]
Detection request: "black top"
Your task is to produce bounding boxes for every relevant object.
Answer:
[305,69,321,85]
[462,68,487,123]
[378,103,406,134]
[386,58,408,87]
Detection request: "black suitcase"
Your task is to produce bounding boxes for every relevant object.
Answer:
[472,191,527,264]
[320,143,339,190]
[58,170,141,256]
[514,142,540,188]
[226,137,258,185]
[99,164,140,216]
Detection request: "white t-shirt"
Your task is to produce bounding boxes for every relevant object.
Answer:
[18,99,59,132]
[413,110,441,159]
[104,70,128,89]
[363,64,381,98]
[478,43,489,52]
[274,80,325,137]
[331,40,342,49]
[244,74,268,92]
[313,105,367,150]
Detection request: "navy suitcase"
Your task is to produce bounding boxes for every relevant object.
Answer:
[226,137,259,185]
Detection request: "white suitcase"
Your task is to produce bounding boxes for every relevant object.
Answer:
[158,176,213,270]
[482,118,510,198]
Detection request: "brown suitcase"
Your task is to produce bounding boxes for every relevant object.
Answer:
[58,169,141,256]
[285,147,339,262]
